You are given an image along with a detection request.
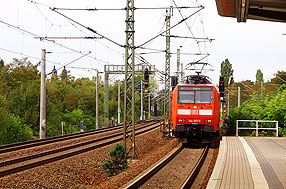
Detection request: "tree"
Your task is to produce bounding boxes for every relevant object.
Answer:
[0,59,4,70]
[102,143,128,176]
[256,69,263,83]
[220,59,234,87]
[271,71,286,85]
[0,94,34,145]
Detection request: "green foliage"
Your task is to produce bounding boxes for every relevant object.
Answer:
[102,143,128,177]
[226,89,286,136]
[0,95,34,145]
[220,59,234,87]
[0,57,159,144]
[271,71,286,85]
[63,109,93,134]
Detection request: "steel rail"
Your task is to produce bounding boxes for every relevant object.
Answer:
[0,121,161,178]
[124,145,209,188]
[0,118,159,154]
[180,146,209,189]
[124,144,184,188]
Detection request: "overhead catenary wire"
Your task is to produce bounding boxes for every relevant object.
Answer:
[47,51,91,75]
[171,0,202,53]
[138,6,204,48]
[0,46,62,65]
[0,20,105,64]
[50,7,124,48]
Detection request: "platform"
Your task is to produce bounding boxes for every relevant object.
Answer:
[207,136,286,189]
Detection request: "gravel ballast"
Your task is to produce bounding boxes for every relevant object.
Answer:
[0,127,179,188]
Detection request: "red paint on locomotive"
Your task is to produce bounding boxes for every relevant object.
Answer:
[172,83,220,144]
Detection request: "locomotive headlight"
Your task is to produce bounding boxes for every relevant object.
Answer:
[204,120,212,123]
[178,119,185,122]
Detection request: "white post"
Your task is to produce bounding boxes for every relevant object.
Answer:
[40,49,46,139]
[256,121,258,137]
[61,121,65,135]
[238,87,241,108]
[118,81,121,125]
[276,121,278,137]
[236,120,238,136]
[96,70,99,129]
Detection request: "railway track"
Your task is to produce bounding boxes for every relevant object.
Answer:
[0,118,159,154]
[124,145,209,189]
[0,119,161,178]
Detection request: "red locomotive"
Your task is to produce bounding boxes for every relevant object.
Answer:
[172,74,220,147]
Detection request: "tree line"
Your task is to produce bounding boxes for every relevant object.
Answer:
[220,59,286,136]
[0,58,159,145]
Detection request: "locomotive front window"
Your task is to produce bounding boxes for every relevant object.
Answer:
[178,87,213,104]
[178,90,195,103]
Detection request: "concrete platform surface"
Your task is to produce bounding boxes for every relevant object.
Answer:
[207,136,286,189]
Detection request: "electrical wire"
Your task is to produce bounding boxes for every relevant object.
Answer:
[0,46,61,65]
[47,52,91,75]
[51,8,124,48]
[172,0,201,53]
[0,20,104,64]
[138,6,204,48]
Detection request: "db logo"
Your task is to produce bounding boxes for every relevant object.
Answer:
[191,110,198,115]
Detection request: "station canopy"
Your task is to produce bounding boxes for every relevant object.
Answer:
[215,0,286,22]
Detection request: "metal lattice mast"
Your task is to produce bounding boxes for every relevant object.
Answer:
[181,63,184,83]
[177,48,180,81]
[104,65,109,126]
[123,0,137,158]
[164,10,171,119]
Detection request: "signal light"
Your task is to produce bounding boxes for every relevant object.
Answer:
[219,76,224,97]
[144,68,149,81]
[171,76,178,91]
[144,68,149,88]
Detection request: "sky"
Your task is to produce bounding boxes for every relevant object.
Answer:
[0,0,285,86]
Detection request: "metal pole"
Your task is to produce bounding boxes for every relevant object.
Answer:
[104,65,109,126]
[177,48,180,81]
[238,87,241,108]
[227,91,230,117]
[220,101,223,119]
[96,70,99,129]
[40,49,46,139]
[164,9,171,119]
[181,63,184,83]
[141,79,143,120]
[148,93,151,119]
[118,80,121,125]
[123,0,136,158]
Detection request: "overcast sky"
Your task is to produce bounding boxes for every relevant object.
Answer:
[0,0,285,85]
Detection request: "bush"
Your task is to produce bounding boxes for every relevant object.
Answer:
[102,143,128,177]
